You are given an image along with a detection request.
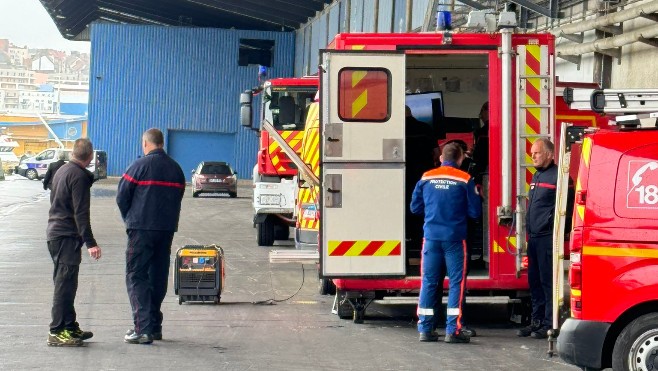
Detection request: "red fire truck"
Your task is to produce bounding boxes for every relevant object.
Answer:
[240,76,318,246]
[556,89,658,371]
[317,18,606,322]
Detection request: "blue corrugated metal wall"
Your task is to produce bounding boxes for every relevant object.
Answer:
[89,24,295,179]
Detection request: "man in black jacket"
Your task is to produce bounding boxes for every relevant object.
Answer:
[43,152,67,191]
[517,137,557,339]
[117,128,185,344]
[46,138,102,346]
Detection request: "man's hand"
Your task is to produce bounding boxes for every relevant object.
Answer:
[88,246,102,260]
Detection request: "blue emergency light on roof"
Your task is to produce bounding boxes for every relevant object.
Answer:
[258,65,268,78]
[436,4,452,31]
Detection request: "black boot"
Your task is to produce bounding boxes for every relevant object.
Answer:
[531,325,551,339]
[516,320,542,337]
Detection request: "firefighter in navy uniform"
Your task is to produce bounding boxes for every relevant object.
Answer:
[411,142,482,343]
[517,137,557,339]
[117,128,185,344]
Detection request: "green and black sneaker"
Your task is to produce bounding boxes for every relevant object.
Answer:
[47,329,84,347]
[69,327,93,341]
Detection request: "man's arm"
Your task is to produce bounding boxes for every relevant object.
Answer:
[71,176,98,248]
[410,180,425,215]
[116,164,139,220]
[43,164,53,190]
[466,177,483,219]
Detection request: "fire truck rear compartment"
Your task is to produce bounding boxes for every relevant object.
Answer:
[404,53,490,279]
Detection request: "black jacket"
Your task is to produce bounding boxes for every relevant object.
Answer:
[47,161,97,248]
[526,162,557,238]
[43,159,66,190]
[116,148,185,232]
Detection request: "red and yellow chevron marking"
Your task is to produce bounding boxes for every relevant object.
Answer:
[492,236,517,254]
[269,130,304,172]
[573,137,592,227]
[328,240,401,257]
[339,70,388,120]
[296,188,319,230]
[524,45,543,192]
[301,103,320,176]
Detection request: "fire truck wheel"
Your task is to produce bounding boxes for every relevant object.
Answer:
[612,312,658,371]
[26,169,38,180]
[318,278,336,295]
[192,191,199,198]
[257,217,275,246]
[274,224,290,240]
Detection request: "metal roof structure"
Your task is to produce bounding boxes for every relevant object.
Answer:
[40,0,333,39]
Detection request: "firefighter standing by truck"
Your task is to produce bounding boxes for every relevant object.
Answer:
[411,142,482,343]
[517,138,556,339]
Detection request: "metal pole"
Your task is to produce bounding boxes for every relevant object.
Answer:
[374,0,379,32]
[344,0,351,33]
[500,27,514,220]
[406,0,413,32]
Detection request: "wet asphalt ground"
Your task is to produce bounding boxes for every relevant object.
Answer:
[0,175,579,371]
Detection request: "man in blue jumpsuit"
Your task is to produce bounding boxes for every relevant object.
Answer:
[411,142,482,343]
[117,128,185,344]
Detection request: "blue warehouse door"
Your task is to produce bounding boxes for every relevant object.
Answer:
[168,130,236,181]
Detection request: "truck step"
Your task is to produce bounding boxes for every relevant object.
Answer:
[269,250,319,264]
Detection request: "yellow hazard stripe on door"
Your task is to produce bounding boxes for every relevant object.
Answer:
[583,246,658,259]
[582,137,592,167]
[328,240,402,256]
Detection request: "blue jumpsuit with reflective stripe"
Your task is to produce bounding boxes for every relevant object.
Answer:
[411,161,482,335]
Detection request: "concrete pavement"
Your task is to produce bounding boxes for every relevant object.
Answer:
[0,177,579,370]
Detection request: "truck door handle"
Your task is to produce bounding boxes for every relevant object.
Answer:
[327,188,340,193]
[327,137,340,142]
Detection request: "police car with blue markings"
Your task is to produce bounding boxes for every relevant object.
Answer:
[16,148,107,181]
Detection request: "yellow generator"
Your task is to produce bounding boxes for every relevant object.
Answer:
[174,244,225,304]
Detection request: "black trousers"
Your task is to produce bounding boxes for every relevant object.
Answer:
[126,229,174,335]
[48,237,82,332]
[527,234,553,327]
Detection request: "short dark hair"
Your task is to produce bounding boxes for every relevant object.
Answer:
[442,142,463,163]
[143,128,164,146]
[72,138,93,161]
[445,139,467,152]
[535,137,554,154]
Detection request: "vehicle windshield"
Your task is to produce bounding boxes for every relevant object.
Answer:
[201,164,232,175]
[263,87,316,131]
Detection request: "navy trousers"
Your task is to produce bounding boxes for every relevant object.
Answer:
[126,229,174,335]
[527,235,553,327]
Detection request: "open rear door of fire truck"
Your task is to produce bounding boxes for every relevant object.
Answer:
[320,50,406,277]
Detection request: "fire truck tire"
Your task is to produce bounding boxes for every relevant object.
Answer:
[26,169,38,180]
[318,278,336,295]
[257,217,275,246]
[612,312,658,371]
[274,224,290,240]
[192,191,199,198]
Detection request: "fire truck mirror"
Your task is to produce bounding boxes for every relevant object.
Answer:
[240,91,253,128]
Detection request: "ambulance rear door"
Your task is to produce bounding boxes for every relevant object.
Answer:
[320,50,406,277]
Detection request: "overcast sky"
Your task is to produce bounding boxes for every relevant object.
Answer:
[0,0,90,52]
